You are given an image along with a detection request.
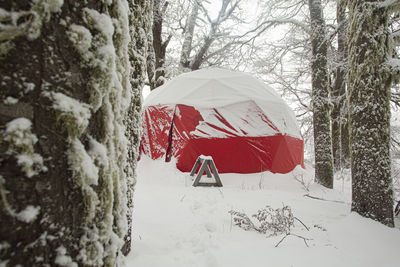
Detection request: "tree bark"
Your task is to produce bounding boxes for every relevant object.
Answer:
[347,0,394,227]
[148,0,171,90]
[123,0,153,256]
[180,0,200,70]
[331,0,350,170]
[0,0,145,265]
[308,0,334,188]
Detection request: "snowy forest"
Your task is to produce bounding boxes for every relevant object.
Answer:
[1,0,400,266]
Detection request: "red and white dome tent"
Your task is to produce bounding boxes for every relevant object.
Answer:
[140,68,304,174]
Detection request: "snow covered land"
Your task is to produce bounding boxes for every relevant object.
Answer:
[126,157,400,267]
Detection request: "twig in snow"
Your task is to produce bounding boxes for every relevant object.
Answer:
[230,212,233,232]
[275,233,289,247]
[294,216,309,231]
[294,173,311,192]
[275,233,312,248]
[304,194,346,204]
[180,195,186,202]
[290,233,312,247]
[218,188,224,198]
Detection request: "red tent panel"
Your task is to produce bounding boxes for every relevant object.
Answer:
[175,135,303,174]
[140,103,304,174]
[141,105,174,159]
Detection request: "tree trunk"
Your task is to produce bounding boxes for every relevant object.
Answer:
[149,0,171,90]
[347,0,394,227]
[331,0,350,170]
[180,0,200,70]
[308,0,334,188]
[0,0,146,265]
[147,29,157,89]
[123,0,153,256]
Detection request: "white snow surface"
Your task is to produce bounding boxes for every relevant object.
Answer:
[144,68,301,138]
[126,156,400,267]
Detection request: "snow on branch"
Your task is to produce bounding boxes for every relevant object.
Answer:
[241,18,311,41]
[386,58,400,79]
[376,0,400,13]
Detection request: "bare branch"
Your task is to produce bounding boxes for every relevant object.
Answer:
[304,194,346,204]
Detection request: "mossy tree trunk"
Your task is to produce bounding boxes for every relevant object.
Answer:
[331,0,350,170]
[147,0,171,90]
[347,0,396,227]
[308,0,334,188]
[123,0,153,256]
[0,0,146,265]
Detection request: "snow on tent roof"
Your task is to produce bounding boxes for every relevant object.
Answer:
[145,68,301,138]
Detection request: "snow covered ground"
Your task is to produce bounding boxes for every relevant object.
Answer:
[126,157,400,267]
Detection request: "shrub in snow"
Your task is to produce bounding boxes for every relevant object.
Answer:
[230,205,312,247]
[229,205,294,237]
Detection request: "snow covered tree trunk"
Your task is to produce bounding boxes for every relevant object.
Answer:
[123,0,152,256]
[147,29,157,89]
[179,0,200,70]
[331,0,350,170]
[148,0,171,90]
[0,0,142,265]
[308,0,334,188]
[347,0,396,227]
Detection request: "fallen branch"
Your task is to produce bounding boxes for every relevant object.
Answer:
[395,200,400,216]
[294,216,309,231]
[275,233,312,248]
[275,233,289,247]
[304,194,346,204]
[294,174,311,192]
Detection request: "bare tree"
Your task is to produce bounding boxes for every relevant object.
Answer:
[347,0,399,227]
[147,0,272,87]
[188,0,241,70]
[252,0,352,178]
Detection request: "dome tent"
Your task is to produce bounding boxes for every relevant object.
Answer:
[140,68,304,174]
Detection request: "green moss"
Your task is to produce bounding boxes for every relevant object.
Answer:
[55,111,83,139]
[0,176,15,216]
[0,0,64,59]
